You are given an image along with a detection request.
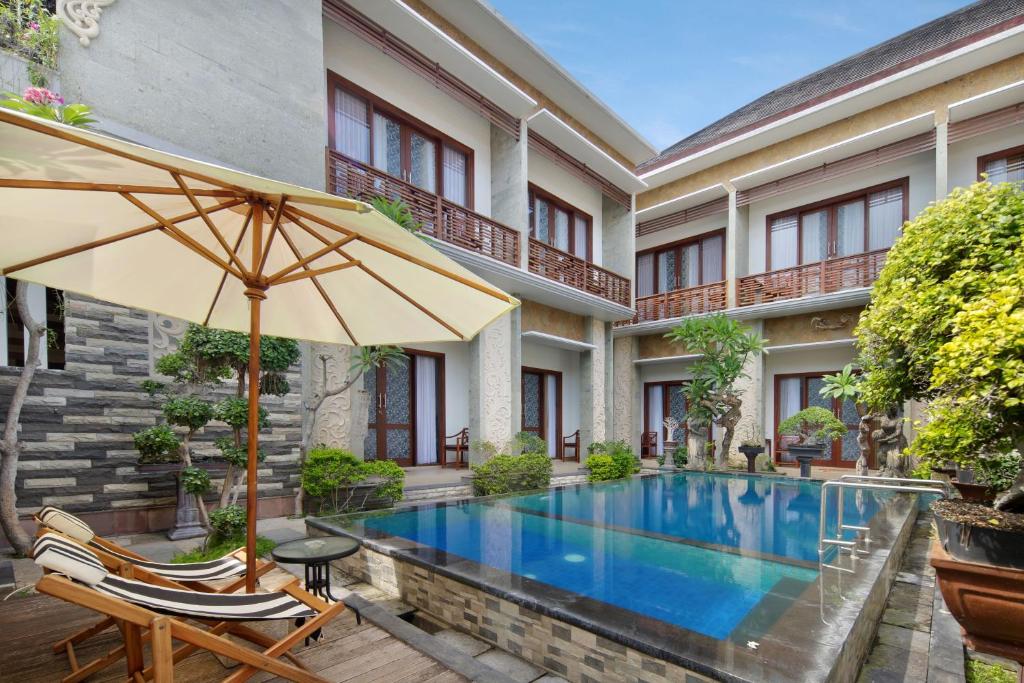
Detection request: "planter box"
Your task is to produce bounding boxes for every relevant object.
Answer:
[931,538,1024,662]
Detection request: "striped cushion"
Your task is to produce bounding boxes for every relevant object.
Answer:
[97,544,247,582]
[33,533,107,586]
[37,506,94,542]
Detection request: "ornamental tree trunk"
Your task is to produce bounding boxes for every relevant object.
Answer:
[994,438,1024,512]
[714,391,742,468]
[0,282,46,555]
[685,416,709,471]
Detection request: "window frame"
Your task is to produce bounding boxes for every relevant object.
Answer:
[635,228,726,296]
[326,71,475,209]
[977,144,1024,182]
[2,278,65,370]
[765,177,909,271]
[527,183,593,262]
[772,371,866,468]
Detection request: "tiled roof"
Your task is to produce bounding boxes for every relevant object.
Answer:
[638,0,1024,174]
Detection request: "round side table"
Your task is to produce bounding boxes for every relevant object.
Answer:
[272,536,361,641]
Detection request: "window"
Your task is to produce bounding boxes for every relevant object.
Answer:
[1,277,65,370]
[635,230,725,297]
[528,185,592,260]
[978,145,1024,186]
[327,74,473,208]
[767,179,907,270]
[774,373,860,467]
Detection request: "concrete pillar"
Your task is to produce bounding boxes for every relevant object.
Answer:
[468,313,514,463]
[303,342,362,452]
[602,194,635,286]
[580,318,609,452]
[490,119,529,267]
[935,108,949,200]
[726,185,748,309]
[733,321,765,465]
[612,335,641,453]
[509,301,523,437]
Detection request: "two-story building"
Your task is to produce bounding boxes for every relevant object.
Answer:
[612,0,1024,469]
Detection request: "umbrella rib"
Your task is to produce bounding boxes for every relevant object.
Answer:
[265,232,358,284]
[256,198,286,278]
[0,179,239,197]
[285,212,466,341]
[285,205,513,304]
[275,222,359,346]
[204,205,253,326]
[2,198,246,276]
[120,192,247,281]
[272,260,362,285]
[171,172,250,275]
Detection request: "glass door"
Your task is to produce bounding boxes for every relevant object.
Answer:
[365,355,414,467]
[774,373,862,468]
[522,368,561,457]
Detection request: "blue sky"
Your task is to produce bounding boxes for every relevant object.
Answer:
[488,0,968,152]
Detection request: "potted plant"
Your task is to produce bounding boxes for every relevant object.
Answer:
[738,426,765,473]
[777,407,847,478]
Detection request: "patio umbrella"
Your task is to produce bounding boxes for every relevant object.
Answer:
[0,109,518,591]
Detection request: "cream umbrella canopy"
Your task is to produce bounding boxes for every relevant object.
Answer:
[0,109,518,590]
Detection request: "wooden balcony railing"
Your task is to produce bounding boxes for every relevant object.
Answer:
[528,238,631,307]
[327,149,520,267]
[737,248,889,307]
[615,281,727,326]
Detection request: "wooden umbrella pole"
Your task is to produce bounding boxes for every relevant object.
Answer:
[244,202,266,593]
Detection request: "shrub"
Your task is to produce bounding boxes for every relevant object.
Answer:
[134,425,181,464]
[208,504,246,540]
[778,407,847,446]
[586,442,639,482]
[213,436,265,468]
[163,396,215,433]
[361,459,405,505]
[471,453,552,496]
[180,466,211,496]
[586,455,621,482]
[673,444,688,466]
[976,452,1024,492]
[215,397,269,430]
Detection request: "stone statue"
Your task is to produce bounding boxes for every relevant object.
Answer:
[874,405,908,477]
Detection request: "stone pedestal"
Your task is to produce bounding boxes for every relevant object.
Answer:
[166,475,205,540]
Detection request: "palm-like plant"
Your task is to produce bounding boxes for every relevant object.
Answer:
[371,196,423,235]
[820,363,873,474]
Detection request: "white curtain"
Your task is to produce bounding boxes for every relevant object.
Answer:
[868,188,904,250]
[702,235,724,282]
[769,216,798,269]
[545,374,558,457]
[836,200,865,256]
[415,355,438,465]
[554,209,570,251]
[441,145,467,206]
[778,378,802,461]
[801,209,828,263]
[636,253,654,297]
[573,215,588,258]
[683,244,700,288]
[984,157,1009,184]
[334,88,369,162]
[647,385,664,454]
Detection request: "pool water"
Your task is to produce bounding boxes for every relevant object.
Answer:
[335,473,890,641]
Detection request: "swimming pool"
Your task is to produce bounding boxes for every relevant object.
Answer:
[313,472,918,682]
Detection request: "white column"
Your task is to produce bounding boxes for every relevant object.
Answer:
[580,317,608,451]
[935,108,949,201]
[469,313,514,463]
[725,184,748,309]
[490,119,529,268]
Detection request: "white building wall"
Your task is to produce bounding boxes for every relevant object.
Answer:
[527,150,604,265]
[948,125,1024,191]
[521,342,582,438]
[746,152,935,275]
[323,21,493,214]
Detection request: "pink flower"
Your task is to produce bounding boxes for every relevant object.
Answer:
[29,21,40,31]
[22,87,62,106]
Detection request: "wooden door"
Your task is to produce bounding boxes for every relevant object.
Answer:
[774,373,862,468]
[366,355,414,467]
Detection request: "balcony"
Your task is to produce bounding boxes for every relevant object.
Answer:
[528,238,631,307]
[737,249,889,307]
[616,281,727,326]
[327,150,520,267]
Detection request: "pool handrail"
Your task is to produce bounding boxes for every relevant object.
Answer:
[818,477,949,555]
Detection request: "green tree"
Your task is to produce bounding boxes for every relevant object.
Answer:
[820,364,874,475]
[665,314,765,468]
[856,181,1024,510]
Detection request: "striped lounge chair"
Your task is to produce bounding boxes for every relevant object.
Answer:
[33,533,343,683]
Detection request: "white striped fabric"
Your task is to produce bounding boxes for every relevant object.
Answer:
[33,534,315,621]
[37,505,95,542]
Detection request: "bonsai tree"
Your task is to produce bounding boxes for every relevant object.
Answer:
[665,315,765,468]
[0,90,93,555]
[819,364,875,475]
[856,181,1024,511]
[778,407,848,450]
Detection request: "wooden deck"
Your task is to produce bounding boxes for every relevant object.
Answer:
[0,592,466,683]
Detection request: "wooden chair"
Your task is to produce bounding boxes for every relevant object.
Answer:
[640,431,658,457]
[442,427,469,469]
[32,533,343,683]
[561,430,580,462]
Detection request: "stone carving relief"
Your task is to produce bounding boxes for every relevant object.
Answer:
[57,0,117,47]
[612,337,635,443]
[308,343,354,450]
[481,318,512,444]
[811,314,851,331]
[589,319,606,442]
[148,313,188,374]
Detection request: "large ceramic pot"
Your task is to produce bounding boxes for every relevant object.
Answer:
[738,445,765,473]
[933,502,1024,570]
[787,444,824,478]
[931,538,1024,662]
[951,481,996,504]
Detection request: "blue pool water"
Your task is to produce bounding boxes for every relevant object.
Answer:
[335,473,892,641]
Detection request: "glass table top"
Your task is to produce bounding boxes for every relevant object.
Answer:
[271,535,360,563]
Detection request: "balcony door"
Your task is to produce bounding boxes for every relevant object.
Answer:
[365,351,444,467]
[636,231,724,297]
[528,185,591,260]
[522,368,562,458]
[644,382,687,454]
[774,373,863,468]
